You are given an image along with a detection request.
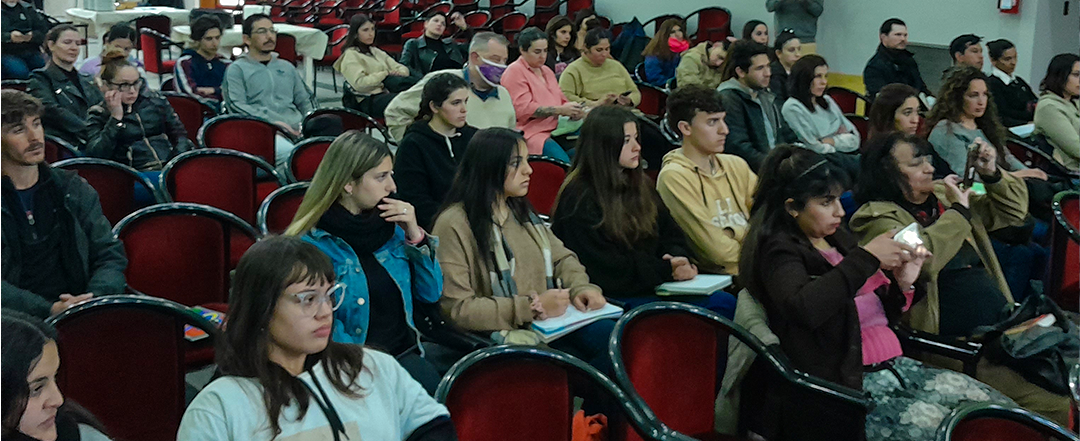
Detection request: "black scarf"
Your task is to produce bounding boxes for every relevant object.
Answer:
[316,203,395,255]
[879,44,917,67]
[899,194,945,228]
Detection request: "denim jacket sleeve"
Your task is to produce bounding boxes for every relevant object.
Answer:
[405,234,442,304]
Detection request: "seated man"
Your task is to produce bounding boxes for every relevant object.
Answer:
[716,40,794,171]
[0,90,127,319]
[949,34,984,69]
[176,16,230,102]
[559,28,640,110]
[385,32,516,142]
[223,14,316,165]
[657,85,756,275]
[863,18,931,100]
[1,0,48,79]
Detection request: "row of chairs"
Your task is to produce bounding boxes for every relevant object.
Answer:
[46,294,1078,441]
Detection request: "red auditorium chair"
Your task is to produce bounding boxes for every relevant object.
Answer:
[1050,191,1079,312]
[935,403,1077,441]
[160,149,286,226]
[565,0,593,19]
[845,114,870,146]
[489,11,527,43]
[198,114,291,164]
[288,136,336,182]
[163,92,217,143]
[462,10,490,28]
[276,33,301,64]
[686,7,732,44]
[314,24,350,95]
[636,83,668,120]
[44,135,78,164]
[451,0,480,14]
[609,302,873,440]
[642,14,682,36]
[53,158,160,225]
[435,346,685,441]
[139,29,181,81]
[47,295,220,441]
[257,182,310,235]
[1005,138,1076,179]
[302,107,393,141]
[825,86,869,116]
[483,0,520,21]
[526,155,569,217]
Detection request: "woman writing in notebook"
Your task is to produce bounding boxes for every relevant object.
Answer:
[431,128,614,371]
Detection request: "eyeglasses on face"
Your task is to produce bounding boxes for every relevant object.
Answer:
[108,78,143,92]
[289,282,346,315]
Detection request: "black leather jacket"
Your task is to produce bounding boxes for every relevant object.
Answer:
[84,85,194,171]
[400,36,467,77]
[28,63,105,149]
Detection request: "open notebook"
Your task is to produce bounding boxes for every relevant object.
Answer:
[531,303,623,343]
[656,274,733,296]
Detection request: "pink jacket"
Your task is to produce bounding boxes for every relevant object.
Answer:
[501,58,568,154]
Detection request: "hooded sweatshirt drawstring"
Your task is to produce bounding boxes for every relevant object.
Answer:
[694,167,708,205]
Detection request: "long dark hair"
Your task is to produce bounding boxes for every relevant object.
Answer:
[867,83,919,138]
[925,66,1007,156]
[217,236,366,439]
[1040,53,1080,98]
[641,18,684,61]
[545,15,576,54]
[741,20,766,40]
[1,311,109,439]
[438,128,533,269]
[789,54,829,110]
[855,132,935,206]
[344,14,374,54]
[739,145,847,299]
[416,72,469,121]
[555,106,656,247]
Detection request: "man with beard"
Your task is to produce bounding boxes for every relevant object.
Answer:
[863,18,932,100]
[0,90,127,319]
[717,40,795,171]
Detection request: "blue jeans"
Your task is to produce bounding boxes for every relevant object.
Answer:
[549,318,616,375]
[1,51,45,80]
[542,137,571,163]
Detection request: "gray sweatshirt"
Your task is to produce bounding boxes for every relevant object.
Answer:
[928,119,1025,177]
[765,0,823,43]
[781,95,859,154]
[222,53,315,130]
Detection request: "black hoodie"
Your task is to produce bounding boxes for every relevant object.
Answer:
[863,44,931,100]
[393,121,478,229]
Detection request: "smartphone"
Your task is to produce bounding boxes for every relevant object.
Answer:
[962,142,980,189]
[620,90,633,97]
[893,222,924,248]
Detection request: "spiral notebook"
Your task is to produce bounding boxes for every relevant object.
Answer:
[531,303,623,343]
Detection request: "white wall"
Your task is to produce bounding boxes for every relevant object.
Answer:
[597,0,1077,85]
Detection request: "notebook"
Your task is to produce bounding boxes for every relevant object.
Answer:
[183,306,227,342]
[656,274,733,296]
[531,303,623,343]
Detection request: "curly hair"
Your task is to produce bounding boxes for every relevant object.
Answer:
[925,65,1007,159]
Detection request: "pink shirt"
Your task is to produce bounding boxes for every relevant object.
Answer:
[818,248,913,366]
[500,57,568,155]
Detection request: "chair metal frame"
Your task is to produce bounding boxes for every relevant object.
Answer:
[286,135,337,182]
[934,402,1079,441]
[53,157,162,205]
[160,148,286,204]
[256,181,310,235]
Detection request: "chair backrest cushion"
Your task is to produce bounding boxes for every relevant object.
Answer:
[201,118,278,163]
[119,214,229,305]
[526,159,566,216]
[951,418,1048,441]
[62,163,139,225]
[444,359,571,441]
[264,189,305,235]
[291,140,332,181]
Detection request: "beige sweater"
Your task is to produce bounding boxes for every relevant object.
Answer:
[1033,92,1080,171]
[432,204,600,331]
[558,57,641,106]
[333,47,410,96]
[384,68,516,141]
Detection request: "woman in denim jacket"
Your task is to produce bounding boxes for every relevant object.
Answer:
[286,131,443,394]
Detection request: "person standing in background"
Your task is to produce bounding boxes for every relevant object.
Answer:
[765,0,822,54]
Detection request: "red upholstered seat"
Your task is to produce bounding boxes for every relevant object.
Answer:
[44,135,78,164]
[288,137,334,181]
[48,296,215,441]
[257,182,310,235]
[164,93,217,143]
[53,158,159,225]
[526,155,569,216]
[687,7,732,44]
[825,87,869,116]
[636,83,668,120]
[301,107,392,141]
[938,403,1076,441]
[845,114,870,146]
[161,149,285,225]
[198,115,284,164]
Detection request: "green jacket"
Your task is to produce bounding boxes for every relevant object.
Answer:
[675,42,724,90]
[848,171,1028,334]
[1,165,128,318]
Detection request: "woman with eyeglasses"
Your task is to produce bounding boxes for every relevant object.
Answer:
[285,131,444,394]
[27,24,104,149]
[83,48,192,172]
[177,236,455,441]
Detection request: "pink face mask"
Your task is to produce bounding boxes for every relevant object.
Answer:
[668,37,690,53]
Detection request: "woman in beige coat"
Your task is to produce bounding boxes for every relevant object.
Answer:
[334,15,417,118]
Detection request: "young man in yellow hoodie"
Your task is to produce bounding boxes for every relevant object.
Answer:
[656,85,758,275]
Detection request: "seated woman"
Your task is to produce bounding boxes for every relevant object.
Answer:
[544,15,579,78]
[432,128,613,371]
[741,20,769,46]
[399,11,468,78]
[641,18,687,87]
[740,144,1013,441]
[335,15,418,119]
[394,73,478,230]
[501,27,585,162]
[175,16,230,102]
[768,30,801,102]
[551,106,736,315]
[177,236,454,440]
[285,131,443,394]
[77,23,141,77]
[1033,53,1079,172]
[675,39,729,90]
[850,132,1070,425]
[559,28,640,110]
[1,311,112,441]
[28,25,104,149]
[84,49,193,172]
[986,39,1038,127]
[780,54,860,177]
[866,83,921,139]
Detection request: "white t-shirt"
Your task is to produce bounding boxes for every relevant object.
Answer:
[177,350,449,441]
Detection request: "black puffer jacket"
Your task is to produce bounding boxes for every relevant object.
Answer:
[863,44,931,100]
[84,85,194,171]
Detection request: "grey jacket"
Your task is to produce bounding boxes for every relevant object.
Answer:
[222,53,315,130]
[765,0,823,42]
[1,165,128,318]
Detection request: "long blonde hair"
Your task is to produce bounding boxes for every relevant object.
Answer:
[284,131,393,236]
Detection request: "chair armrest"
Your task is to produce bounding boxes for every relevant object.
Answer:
[763,344,874,410]
[413,302,493,353]
[892,324,984,376]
